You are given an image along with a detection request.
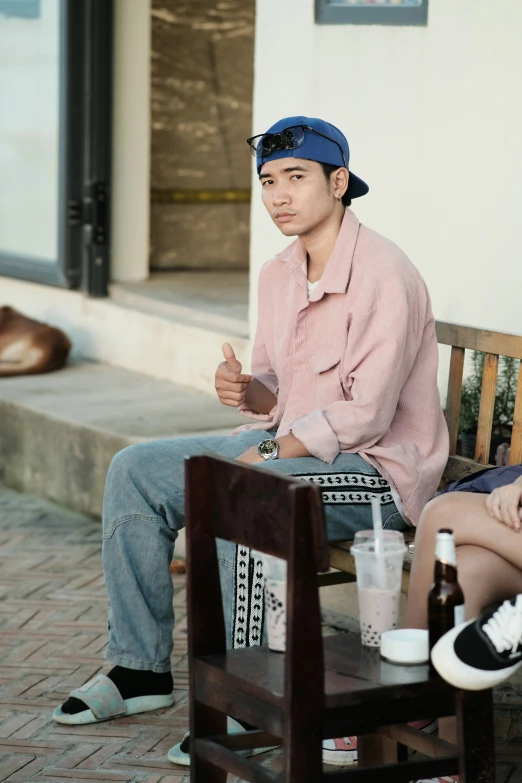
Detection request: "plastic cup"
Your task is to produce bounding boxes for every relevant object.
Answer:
[350,530,405,648]
[253,553,287,652]
[265,575,286,652]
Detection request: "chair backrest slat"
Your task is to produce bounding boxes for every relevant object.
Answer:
[437,322,522,472]
[474,353,499,464]
[510,364,522,465]
[437,322,522,359]
[445,346,465,455]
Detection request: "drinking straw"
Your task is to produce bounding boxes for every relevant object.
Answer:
[371,495,387,589]
[371,496,383,553]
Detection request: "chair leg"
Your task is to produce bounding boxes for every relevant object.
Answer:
[191,701,227,783]
[358,733,398,766]
[284,728,322,782]
[455,688,495,783]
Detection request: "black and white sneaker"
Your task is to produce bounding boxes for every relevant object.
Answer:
[431,595,522,690]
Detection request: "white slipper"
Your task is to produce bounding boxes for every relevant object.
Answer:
[52,673,175,725]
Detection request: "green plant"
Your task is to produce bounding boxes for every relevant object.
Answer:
[458,351,519,434]
[496,355,519,429]
[459,351,484,433]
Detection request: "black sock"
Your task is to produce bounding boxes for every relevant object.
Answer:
[60,666,173,715]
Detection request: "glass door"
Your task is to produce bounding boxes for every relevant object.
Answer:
[0,0,112,294]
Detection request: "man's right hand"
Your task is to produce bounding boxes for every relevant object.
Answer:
[215,343,252,407]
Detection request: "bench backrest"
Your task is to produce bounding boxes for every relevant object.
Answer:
[436,322,522,482]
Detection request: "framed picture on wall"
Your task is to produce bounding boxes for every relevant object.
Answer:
[316,0,429,26]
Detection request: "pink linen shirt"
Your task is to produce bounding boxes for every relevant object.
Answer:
[236,209,449,526]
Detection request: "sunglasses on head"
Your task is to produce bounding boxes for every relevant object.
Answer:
[246,125,347,168]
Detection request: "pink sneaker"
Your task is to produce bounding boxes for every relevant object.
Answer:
[322,736,357,766]
[410,777,458,782]
[408,719,437,732]
[323,720,438,767]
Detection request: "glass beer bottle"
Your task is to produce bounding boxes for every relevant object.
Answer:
[428,528,465,652]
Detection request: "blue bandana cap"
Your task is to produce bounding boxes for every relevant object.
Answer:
[255,115,369,199]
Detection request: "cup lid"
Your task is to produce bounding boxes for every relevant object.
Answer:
[380,629,429,665]
[350,529,406,555]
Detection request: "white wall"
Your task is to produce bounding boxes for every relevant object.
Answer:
[249,0,522,348]
[111,0,151,283]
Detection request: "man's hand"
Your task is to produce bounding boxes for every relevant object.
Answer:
[215,343,252,408]
[485,481,522,531]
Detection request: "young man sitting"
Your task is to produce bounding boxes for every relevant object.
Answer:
[53,116,448,768]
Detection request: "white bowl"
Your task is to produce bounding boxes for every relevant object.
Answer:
[380,628,429,665]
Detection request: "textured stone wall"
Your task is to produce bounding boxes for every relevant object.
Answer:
[150,1,254,269]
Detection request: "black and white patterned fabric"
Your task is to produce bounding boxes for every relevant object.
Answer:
[232,546,265,649]
[298,471,393,506]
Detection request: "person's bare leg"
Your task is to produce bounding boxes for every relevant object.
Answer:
[405,492,522,747]
[438,545,522,743]
[407,542,522,629]
[456,545,522,618]
[405,492,522,629]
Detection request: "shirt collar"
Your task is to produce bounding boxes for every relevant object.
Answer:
[277,209,360,296]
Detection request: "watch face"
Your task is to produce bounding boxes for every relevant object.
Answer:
[258,439,278,455]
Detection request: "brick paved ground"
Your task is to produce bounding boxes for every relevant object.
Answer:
[1,486,522,782]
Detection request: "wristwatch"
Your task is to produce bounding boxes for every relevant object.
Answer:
[257,438,279,461]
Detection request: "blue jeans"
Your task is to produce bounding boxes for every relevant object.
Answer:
[102,430,406,673]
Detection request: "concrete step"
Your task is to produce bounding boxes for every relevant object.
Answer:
[0,361,244,519]
[109,270,249,340]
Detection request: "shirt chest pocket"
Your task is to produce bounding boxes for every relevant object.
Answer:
[310,348,345,408]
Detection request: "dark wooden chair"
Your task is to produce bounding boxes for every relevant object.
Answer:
[185,454,495,782]
[329,321,522,593]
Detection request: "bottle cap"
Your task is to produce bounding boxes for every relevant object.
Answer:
[435,529,457,566]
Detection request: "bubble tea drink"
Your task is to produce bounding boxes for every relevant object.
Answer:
[257,553,287,652]
[265,577,286,652]
[351,530,406,648]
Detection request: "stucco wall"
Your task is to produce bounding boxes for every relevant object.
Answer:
[249,0,522,352]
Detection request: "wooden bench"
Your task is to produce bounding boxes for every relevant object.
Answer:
[327,321,522,593]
